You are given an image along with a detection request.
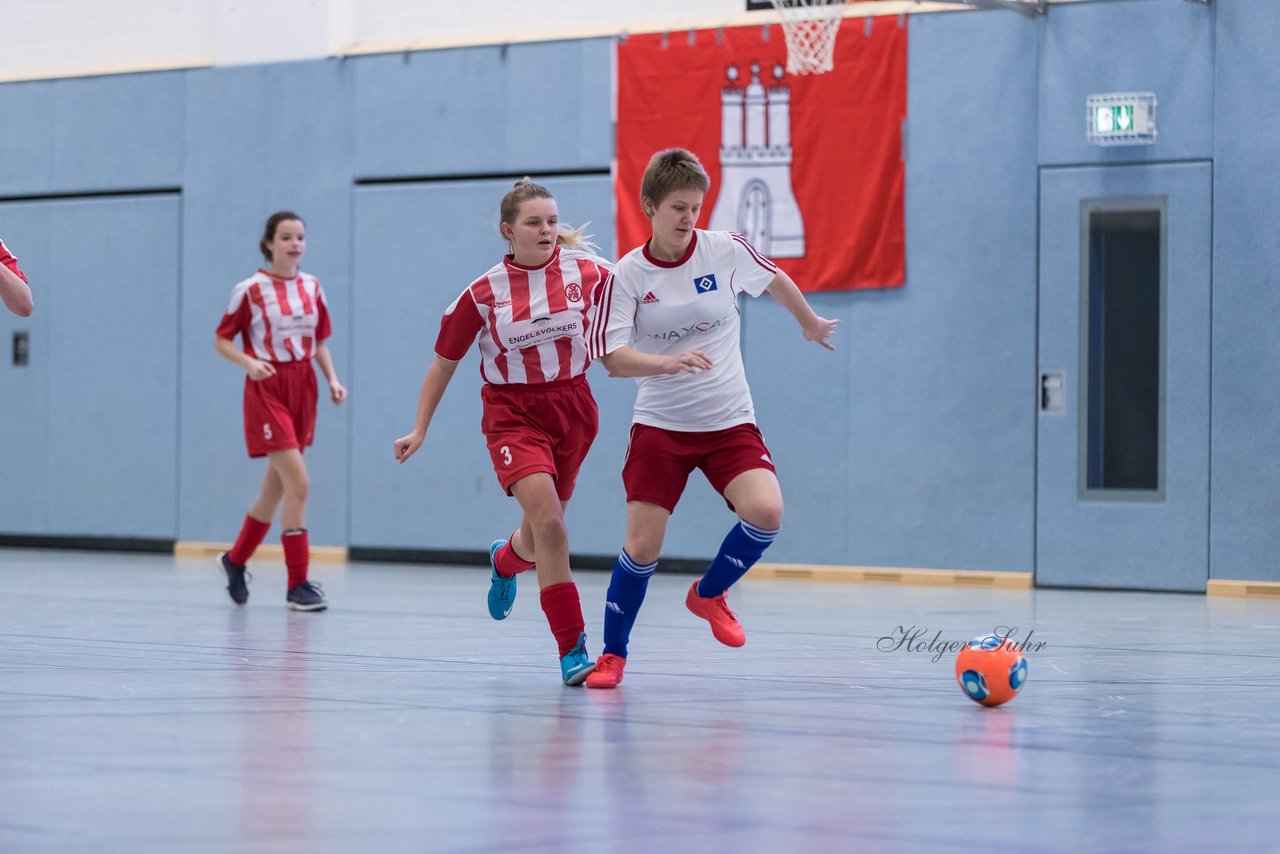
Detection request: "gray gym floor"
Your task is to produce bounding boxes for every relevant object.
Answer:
[2,548,1278,853]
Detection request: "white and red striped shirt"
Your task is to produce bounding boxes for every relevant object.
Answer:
[436,246,611,385]
[217,270,331,363]
[0,238,27,282]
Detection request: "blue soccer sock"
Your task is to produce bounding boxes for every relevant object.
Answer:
[602,549,656,659]
[696,520,779,599]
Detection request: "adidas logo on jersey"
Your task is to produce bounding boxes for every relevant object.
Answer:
[641,291,660,304]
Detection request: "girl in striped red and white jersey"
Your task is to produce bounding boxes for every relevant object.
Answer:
[0,237,33,317]
[393,179,610,686]
[214,211,347,612]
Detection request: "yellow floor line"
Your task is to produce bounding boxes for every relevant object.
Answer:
[747,563,1033,588]
[1206,579,1280,598]
[174,542,349,563]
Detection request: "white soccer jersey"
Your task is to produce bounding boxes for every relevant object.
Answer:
[590,230,778,431]
[217,270,331,362]
[436,246,611,385]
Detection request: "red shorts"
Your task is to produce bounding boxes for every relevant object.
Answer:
[480,374,598,501]
[622,422,777,513]
[242,361,318,458]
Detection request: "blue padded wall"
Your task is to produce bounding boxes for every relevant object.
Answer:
[1039,0,1214,166]
[353,40,614,179]
[2,4,1278,584]
[0,73,184,194]
[1209,0,1280,581]
[0,207,52,533]
[759,8,1039,571]
[0,195,180,538]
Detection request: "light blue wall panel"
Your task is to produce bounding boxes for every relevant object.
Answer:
[790,9,1039,572]
[352,39,613,179]
[2,1,1276,582]
[349,176,630,554]
[45,196,181,537]
[0,82,56,193]
[743,10,1038,571]
[0,196,179,538]
[178,60,354,547]
[1209,0,1280,581]
[0,209,51,533]
[1039,0,1214,166]
[350,179,506,551]
[0,73,184,195]
[740,292,853,565]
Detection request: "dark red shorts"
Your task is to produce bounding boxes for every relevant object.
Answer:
[480,374,598,501]
[242,361,318,458]
[622,422,777,513]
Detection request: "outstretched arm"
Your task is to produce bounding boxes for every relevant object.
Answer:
[393,355,461,463]
[0,263,32,317]
[764,270,840,351]
[599,346,712,378]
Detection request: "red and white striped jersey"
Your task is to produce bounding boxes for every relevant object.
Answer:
[217,270,331,363]
[435,246,611,385]
[0,238,27,282]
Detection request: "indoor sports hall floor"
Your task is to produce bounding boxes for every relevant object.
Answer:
[2,549,1278,853]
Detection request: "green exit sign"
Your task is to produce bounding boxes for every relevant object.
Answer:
[1086,92,1157,146]
[1097,104,1134,132]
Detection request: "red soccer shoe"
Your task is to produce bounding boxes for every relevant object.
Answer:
[685,581,746,647]
[584,653,626,689]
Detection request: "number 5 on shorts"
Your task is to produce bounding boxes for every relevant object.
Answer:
[500,445,512,466]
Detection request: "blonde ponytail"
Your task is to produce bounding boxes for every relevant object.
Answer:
[556,222,598,254]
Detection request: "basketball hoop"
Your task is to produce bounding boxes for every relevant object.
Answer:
[768,0,848,76]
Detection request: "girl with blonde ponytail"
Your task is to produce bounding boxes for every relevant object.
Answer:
[394,178,613,686]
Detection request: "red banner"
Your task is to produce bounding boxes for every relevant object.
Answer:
[616,16,906,291]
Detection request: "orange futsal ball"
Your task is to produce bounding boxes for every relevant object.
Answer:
[954,636,1027,707]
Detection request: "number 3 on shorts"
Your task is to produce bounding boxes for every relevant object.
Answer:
[500,445,512,466]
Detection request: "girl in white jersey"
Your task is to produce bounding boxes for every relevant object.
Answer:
[0,237,33,316]
[393,179,611,686]
[584,148,839,688]
[214,211,347,612]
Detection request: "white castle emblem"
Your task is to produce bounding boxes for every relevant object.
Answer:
[708,62,806,258]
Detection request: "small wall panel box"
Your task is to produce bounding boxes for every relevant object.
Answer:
[1086,92,1157,146]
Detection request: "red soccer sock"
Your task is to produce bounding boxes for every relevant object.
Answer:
[227,514,271,565]
[282,528,310,589]
[494,533,536,579]
[540,582,586,657]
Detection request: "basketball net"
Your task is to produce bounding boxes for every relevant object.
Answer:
[768,0,849,75]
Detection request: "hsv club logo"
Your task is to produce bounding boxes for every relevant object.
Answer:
[694,274,718,294]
